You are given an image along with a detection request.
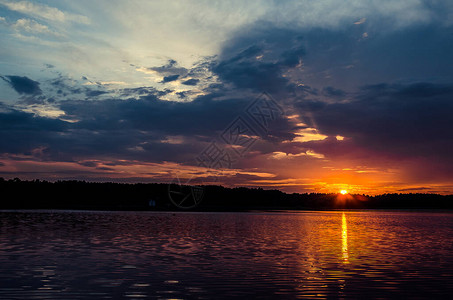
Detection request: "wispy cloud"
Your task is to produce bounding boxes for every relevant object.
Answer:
[11,18,62,36]
[354,17,366,25]
[0,0,89,24]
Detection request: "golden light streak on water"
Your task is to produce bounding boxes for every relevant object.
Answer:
[342,212,349,263]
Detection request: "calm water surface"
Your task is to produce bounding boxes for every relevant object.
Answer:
[0,210,452,299]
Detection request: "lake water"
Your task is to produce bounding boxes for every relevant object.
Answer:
[0,210,452,299]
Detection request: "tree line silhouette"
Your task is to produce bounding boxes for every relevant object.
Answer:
[1,178,452,211]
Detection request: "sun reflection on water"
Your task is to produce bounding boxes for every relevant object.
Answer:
[342,213,349,263]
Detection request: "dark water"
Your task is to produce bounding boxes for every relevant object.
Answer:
[0,210,452,299]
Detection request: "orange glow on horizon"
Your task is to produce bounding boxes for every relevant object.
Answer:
[1,156,452,195]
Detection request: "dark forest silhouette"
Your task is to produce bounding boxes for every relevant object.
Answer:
[1,178,452,211]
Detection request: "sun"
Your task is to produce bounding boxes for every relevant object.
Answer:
[340,190,348,195]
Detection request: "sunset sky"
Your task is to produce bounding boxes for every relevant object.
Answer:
[1,0,453,195]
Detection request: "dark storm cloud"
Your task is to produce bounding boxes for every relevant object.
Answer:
[49,75,83,95]
[85,90,108,97]
[45,74,112,99]
[322,86,346,98]
[0,83,295,165]
[297,82,453,160]
[295,25,453,92]
[0,107,168,162]
[60,91,291,137]
[18,95,48,105]
[176,91,187,98]
[1,75,42,95]
[120,86,165,97]
[212,24,305,94]
[0,108,67,154]
[78,161,98,167]
[147,59,188,76]
[181,78,199,86]
[0,108,67,132]
[161,74,179,83]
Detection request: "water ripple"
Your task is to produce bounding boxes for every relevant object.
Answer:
[0,210,452,298]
